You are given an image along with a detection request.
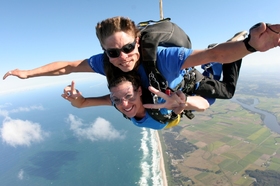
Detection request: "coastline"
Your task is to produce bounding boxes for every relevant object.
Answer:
[156,131,168,186]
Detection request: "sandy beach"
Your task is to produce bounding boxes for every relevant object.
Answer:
[156,131,168,186]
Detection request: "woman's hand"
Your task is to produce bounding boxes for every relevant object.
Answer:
[61,81,85,108]
[143,86,210,113]
[143,86,186,111]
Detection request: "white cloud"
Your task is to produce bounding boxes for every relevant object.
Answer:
[66,114,126,142]
[18,169,24,180]
[0,117,49,147]
[10,105,45,113]
[0,104,45,117]
[0,103,12,117]
[0,103,12,109]
[0,109,9,118]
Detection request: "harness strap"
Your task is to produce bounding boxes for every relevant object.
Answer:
[177,68,204,120]
[146,109,178,124]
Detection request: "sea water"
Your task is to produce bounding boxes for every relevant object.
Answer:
[0,80,163,186]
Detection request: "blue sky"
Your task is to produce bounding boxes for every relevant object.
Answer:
[1,0,280,94]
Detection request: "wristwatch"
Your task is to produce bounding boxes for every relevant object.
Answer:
[243,34,257,52]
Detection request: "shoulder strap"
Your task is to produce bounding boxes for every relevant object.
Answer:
[139,19,196,121]
[139,18,192,61]
[139,18,192,93]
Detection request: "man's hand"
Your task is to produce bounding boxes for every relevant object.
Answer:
[3,69,28,80]
[249,22,280,52]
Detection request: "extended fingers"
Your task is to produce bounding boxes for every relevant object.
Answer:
[146,86,187,110]
[175,90,186,102]
[169,92,183,105]
[148,86,169,100]
[143,103,166,109]
[64,81,79,96]
[3,70,12,80]
[71,81,76,94]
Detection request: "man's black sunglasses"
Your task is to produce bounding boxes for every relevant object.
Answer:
[104,40,136,58]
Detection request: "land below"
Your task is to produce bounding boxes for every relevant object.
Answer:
[160,75,280,186]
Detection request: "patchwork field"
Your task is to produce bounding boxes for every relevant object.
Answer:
[161,92,280,186]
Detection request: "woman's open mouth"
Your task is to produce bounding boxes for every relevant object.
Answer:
[124,106,133,112]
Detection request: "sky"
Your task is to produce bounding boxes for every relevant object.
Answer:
[1,0,280,94]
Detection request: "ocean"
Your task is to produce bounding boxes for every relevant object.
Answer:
[0,79,163,186]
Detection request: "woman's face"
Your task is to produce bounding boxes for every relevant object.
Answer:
[110,81,144,118]
[103,31,140,72]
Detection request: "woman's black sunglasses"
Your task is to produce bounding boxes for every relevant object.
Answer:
[104,40,136,58]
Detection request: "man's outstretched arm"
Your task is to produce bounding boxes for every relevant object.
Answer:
[3,59,93,80]
[182,22,280,69]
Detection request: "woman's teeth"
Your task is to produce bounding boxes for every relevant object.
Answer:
[125,106,133,112]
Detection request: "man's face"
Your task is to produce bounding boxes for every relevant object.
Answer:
[103,31,140,72]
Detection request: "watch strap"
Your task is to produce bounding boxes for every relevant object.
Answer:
[243,34,257,52]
